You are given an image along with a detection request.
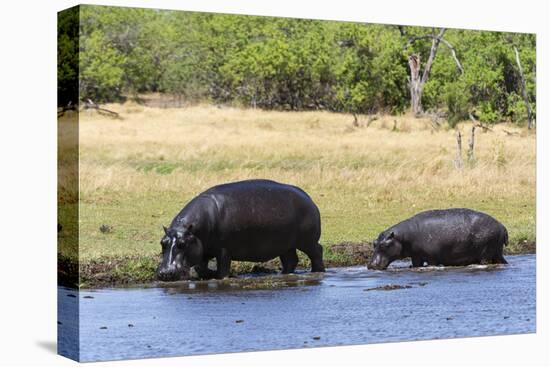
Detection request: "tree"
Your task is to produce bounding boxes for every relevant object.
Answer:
[401,27,463,116]
[334,24,408,115]
[58,7,79,107]
[79,29,126,102]
[72,6,536,126]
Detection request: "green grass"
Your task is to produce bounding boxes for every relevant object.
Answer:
[67,184,535,288]
[74,191,535,259]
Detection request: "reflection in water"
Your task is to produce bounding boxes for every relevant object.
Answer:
[58,255,536,362]
[158,272,324,294]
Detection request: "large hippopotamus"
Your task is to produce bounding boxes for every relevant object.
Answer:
[157,179,325,281]
[368,208,508,270]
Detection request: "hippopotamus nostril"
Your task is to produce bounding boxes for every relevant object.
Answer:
[158,269,172,281]
[158,267,180,281]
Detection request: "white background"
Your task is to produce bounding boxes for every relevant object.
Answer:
[0,0,548,365]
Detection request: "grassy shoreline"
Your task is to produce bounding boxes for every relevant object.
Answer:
[60,240,536,288]
[59,103,535,289]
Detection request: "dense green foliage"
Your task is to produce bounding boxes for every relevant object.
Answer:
[58,7,80,107]
[59,5,536,124]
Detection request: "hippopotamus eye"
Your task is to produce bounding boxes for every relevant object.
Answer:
[176,238,187,249]
[183,230,195,239]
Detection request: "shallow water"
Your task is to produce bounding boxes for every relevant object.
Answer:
[58,254,536,362]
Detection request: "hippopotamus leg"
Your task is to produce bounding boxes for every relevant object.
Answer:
[426,257,439,266]
[215,248,231,279]
[496,255,508,264]
[411,256,423,267]
[492,250,508,264]
[195,260,216,279]
[298,242,325,272]
[280,249,299,274]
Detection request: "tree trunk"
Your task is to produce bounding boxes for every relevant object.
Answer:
[513,46,534,129]
[408,54,423,115]
[467,126,475,163]
[406,28,447,116]
[454,130,463,169]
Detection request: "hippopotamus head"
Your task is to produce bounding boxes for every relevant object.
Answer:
[368,231,403,270]
[157,225,204,281]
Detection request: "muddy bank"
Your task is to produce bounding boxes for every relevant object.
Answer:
[59,240,535,288]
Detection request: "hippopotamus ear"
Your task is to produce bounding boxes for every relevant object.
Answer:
[163,226,168,235]
[388,231,395,239]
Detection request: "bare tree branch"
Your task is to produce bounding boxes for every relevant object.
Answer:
[438,38,463,74]
[404,30,463,74]
[469,112,493,132]
[421,28,446,84]
[82,99,121,118]
[503,129,520,136]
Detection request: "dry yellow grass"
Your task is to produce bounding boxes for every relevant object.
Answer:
[62,102,535,263]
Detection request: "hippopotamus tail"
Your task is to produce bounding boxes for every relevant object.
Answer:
[502,226,509,247]
[493,224,509,265]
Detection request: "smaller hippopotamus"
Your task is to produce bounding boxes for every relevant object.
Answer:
[368,208,508,270]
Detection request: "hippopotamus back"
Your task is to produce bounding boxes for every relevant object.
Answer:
[202,179,321,261]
